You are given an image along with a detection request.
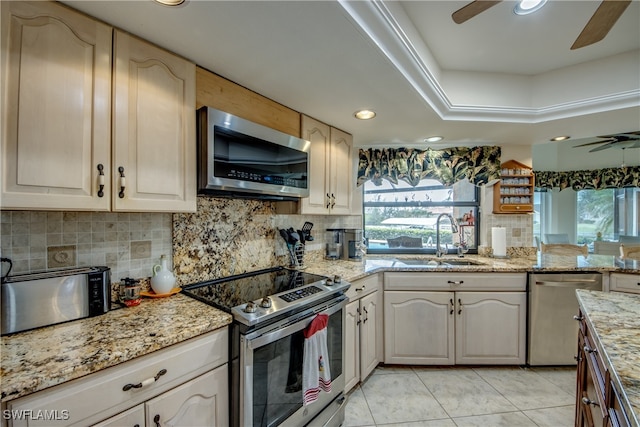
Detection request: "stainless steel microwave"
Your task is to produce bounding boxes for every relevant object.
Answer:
[197,107,310,200]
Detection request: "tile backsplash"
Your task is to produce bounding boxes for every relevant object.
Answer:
[0,211,172,281]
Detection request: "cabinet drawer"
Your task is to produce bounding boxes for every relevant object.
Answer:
[384,272,526,291]
[6,328,228,427]
[609,273,640,294]
[346,274,380,300]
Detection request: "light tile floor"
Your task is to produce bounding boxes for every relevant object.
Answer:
[344,365,576,427]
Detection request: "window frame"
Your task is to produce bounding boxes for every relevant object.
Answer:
[362,181,481,255]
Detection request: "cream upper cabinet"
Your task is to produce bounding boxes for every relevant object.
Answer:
[112,31,196,212]
[1,1,112,211]
[299,115,353,215]
[0,3,196,212]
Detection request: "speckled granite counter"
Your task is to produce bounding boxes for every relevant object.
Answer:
[1,294,232,403]
[576,290,640,427]
[302,253,640,283]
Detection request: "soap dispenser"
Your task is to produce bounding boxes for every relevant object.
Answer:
[151,255,176,294]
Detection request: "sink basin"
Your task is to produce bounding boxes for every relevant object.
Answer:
[393,258,484,267]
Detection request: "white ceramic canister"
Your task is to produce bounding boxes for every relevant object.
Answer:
[151,254,176,294]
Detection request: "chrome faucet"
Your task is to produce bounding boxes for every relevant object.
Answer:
[436,213,459,257]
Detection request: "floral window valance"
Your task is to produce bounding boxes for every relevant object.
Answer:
[357,146,502,187]
[535,166,640,191]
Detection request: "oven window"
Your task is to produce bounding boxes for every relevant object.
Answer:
[251,311,342,427]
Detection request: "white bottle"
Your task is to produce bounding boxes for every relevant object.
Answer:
[151,255,176,294]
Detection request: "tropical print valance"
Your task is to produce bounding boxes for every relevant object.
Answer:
[535,166,640,191]
[357,146,502,187]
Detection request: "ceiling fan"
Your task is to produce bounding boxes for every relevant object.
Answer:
[573,132,640,152]
[452,0,631,50]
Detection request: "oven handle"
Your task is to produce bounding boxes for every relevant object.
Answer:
[246,299,346,350]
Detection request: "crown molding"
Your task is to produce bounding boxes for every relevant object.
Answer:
[338,0,640,124]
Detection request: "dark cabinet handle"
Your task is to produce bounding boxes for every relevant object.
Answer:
[154,414,161,427]
[449,298,454,315]
[363,306,368,323]
[447,280,464,285]
[458,298,463,315]
[356,307,361,325]
[331,193,336,208]
[118,166,126,199]
[573,315,583,321]
[326,193,331,209]
[134,425,140,427]
[583,345,596,354]
[122,368,167,391]
[582,397,599,407]
[97,164,105,197]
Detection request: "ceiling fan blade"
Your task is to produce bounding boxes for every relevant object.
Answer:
[589,140,619,152]
[452,1,502,24]
[573,138,615,148]
[571,0,631,50]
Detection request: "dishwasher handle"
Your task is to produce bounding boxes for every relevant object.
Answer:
[535,280,599,287]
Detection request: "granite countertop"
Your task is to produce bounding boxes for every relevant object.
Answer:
[3,253,639,405]
[576,290,640,427]
[0,294,232,403]
[302,253,640,283]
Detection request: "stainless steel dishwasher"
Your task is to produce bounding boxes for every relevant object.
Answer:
[528,272,602,366]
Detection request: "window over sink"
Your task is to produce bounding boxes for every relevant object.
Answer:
[362,178,480,255]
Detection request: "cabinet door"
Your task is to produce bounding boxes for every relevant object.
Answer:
[384,291,454,365]
[1,1,112,210]
[344,299,361,393]
[328,127,352,215]
[299,115,330,214]
[145,365,228,427]
[113,31,196,212]
[455,292,526,364]
[91,404,145,427]
[360,291,381,380]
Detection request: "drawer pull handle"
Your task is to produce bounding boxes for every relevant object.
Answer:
[447,280,464,285]
[122,368,167,391]
[355,285,365,292]
[154,414,161,427]
[582,397,599,407]
[583,346,596,354]
[573,315,583,321]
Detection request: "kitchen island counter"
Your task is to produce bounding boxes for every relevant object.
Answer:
[576,290,640,427]
[1,294,231,402]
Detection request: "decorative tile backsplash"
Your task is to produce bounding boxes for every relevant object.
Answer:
[0,211,172,282]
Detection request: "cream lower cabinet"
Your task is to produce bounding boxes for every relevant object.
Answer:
[609,272,640,294]
[4,328,229,427]
[384,272,526,365]
[93,366,228,427]
[1,1,196,212]
[344,274,383,393]
[299,115,353,215]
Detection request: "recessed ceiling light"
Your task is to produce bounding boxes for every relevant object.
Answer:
[514,0,547,15]
[154,0,186,6]
[424,136,444,143]
[550,135,571,141]
[354,110,376,120]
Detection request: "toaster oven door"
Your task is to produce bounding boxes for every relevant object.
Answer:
[1,274,89,335]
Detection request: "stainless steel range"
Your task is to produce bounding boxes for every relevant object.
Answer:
[182,267,350,427]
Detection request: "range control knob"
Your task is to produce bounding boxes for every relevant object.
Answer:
[244,301,257,313]
[334,275,342,283]
[260,297,272,308]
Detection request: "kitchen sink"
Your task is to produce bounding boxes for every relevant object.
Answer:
[393,258,484,267]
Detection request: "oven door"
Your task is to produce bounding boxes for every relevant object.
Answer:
[240,299,346,427]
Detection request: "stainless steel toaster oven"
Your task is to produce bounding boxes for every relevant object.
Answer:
[1,266,111,335]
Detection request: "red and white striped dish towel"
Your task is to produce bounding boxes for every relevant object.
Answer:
[302,314,332,406]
